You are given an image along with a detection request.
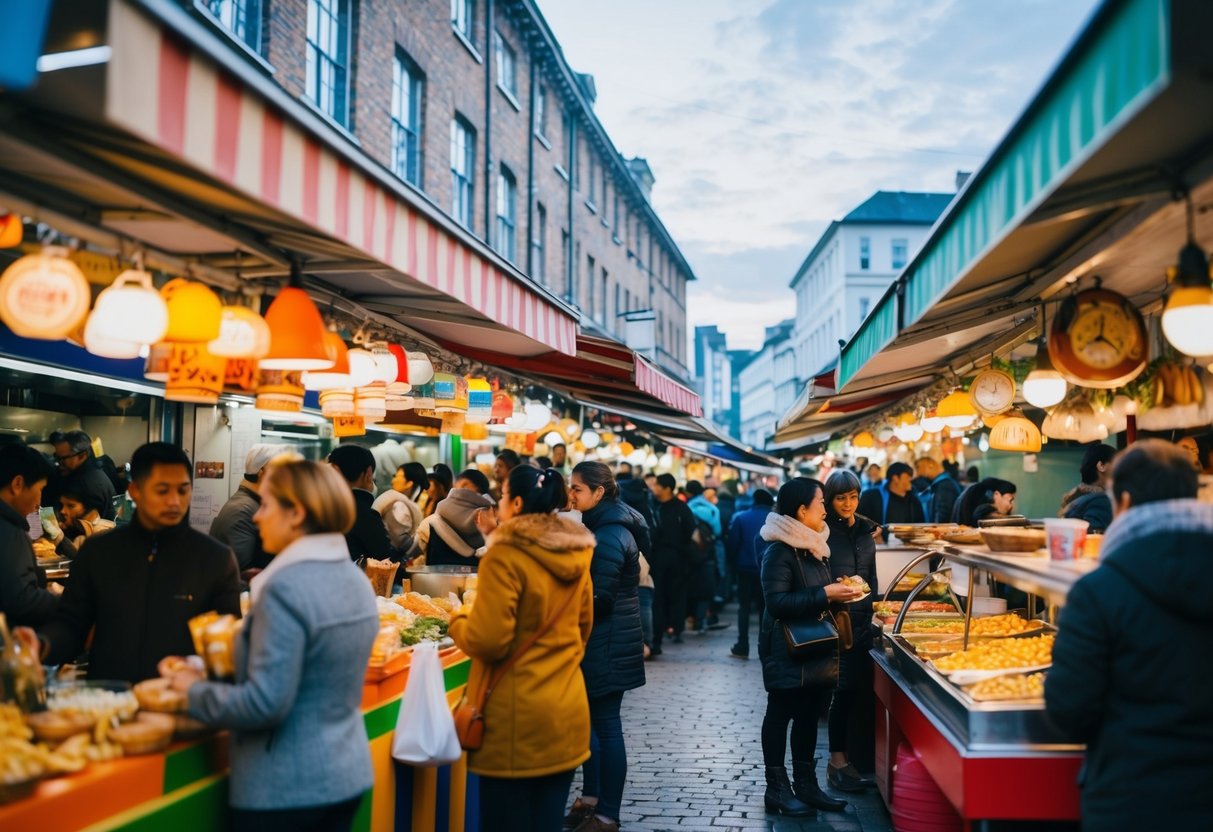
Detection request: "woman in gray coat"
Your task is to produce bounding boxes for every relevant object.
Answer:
[171,459,378,831]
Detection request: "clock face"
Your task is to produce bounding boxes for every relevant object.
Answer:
[969,369,1016,414]
[1068,301,1142,369]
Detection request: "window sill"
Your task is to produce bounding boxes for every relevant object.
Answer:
[554,164,569,181]
[191,1,277,77]
[497,84,521,111]
[613,235,622,246]
[453,27,483,63]
[585,200,597,214]
[600,218,610,228]
[297,95,360,145]
[535,133,552,150]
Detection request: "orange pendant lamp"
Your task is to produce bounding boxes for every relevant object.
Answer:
[259,268,335,371]
[302,332,353,390]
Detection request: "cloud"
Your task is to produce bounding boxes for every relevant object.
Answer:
[537,0,1102,350]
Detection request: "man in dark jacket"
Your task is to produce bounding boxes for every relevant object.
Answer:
[649,474,696,654]
[727,489,773,659]
[210,443,294,571]
[1059,443,1115,533]
[43,430,116,520]
[328,443,392,562]
[915,457,963,525]
[412,471,495,568]
[615,469,655,535]
[857,461,923,541]
[27,443,240,683]
[1046,440,1213,831]
[0,444,60,626]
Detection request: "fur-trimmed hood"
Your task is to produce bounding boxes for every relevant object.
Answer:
[488,512,595,581]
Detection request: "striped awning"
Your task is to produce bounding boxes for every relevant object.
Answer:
[94,0,577,354]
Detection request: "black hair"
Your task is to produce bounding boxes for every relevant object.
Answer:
[533,456,553,469]
[886,461,913,480]
[327,444,375,484]
[56,430,93,456]
[572,460,619,501]
[431,463,454,490]
[824,469,862,504]
[685,480,705,497]
[0,444,55,490]
[643,472,657,480]
[457,468,491,495]
[617,461,633,476]
[1079,443,1117,485]
[1111,439,1198,506]
[130,442,193,483]
[496,449,521,469]
[551,443,567,453]
[655,473,677,491]
[400,462,429,494]
[59,482,110,513]
[954,477,1016,525]
[506,466,568,515]
[751,488,774,507]
[776,477,825,518]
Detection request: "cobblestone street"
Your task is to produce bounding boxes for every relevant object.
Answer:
[577,609,894,832]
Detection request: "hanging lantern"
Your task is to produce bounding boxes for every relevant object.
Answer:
[618,441,635,458]
[440,411,466,435]
[491,390,514,421]
[319,388,356,417]
[433,373,461,412]
[161,278,222,343]
[144,342,173,381]
[355,383,388,422]
[302,333,353,390]
[524,401,552,432]
[385,393,416,411]
[1161,198,1213,356]
[255,370,305,412]
[345,348,378,387]
[0,246,91,339]
[164,343,226,404]
[406,351,434,385]
[936,390,978,430]
[559,418,582,441]
[850,431,876,448]
[988,408,1042,452]
[462,422,489,441]
[259,286,334,370]
[544,430,564,447]
[1022,339,1068,409]
[465,378,493,423]
[210,304,271,359]
[386,344,411,389]
[224,357,258,391]
[919,409,946,434]
[0,214,22,248]
[582,429,601,449]
[371,343,398,383]
[412,382,436,411]
[84,268,169,357]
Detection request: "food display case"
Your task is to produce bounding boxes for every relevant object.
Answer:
[873,545,1096,828]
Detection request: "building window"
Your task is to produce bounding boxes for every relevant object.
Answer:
[892,238,908,270]
[391,51,424,187]
[202,0,262,53]
[451,0,474,43]
[586,255,596,315]
[614,282,620,332]
[535,84,548,139]
[859,297,870,320]
[495,165,517,263]
[561,229,570,298]
[600,268,609,324]
[859,236,870,270]
[624,287,631,314]
[587,152,597,205]
[450,116,476,229]
[305,0,351,127]
[613,191,620,234]
[493,31,517,98]
[531,203,546,285]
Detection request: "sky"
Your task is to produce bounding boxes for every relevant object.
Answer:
[537,0,1103,351]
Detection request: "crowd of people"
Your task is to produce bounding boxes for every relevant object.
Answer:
[4,426,1213,830]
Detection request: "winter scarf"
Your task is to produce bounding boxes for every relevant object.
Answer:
[428,487,494,556]
[759,512,831,561]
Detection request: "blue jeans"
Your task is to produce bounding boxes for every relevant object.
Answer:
[638,586,654,646]
[581,690,626,822]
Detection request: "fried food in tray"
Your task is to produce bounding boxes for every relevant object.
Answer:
[395,591,451,622]
[965,672,1046,702]
[932,634,1054,673]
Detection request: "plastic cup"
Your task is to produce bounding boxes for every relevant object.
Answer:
[1044,518,1089,561]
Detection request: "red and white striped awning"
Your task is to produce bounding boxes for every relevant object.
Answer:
[99,1,576,355]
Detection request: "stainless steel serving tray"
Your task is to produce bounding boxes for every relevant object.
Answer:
[882,634,1077,751]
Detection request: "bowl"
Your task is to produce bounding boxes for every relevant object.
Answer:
[979,527,1046,552]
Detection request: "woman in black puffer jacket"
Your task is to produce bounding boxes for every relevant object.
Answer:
[758,477,863,818]
[822,470,878,794]
[564,462,646,832]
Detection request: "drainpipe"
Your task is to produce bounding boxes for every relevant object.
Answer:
[525,51,536,280]
[566,111,576,305]
[483,0,495,240]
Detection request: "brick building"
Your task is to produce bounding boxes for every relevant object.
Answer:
[191,0,694,382]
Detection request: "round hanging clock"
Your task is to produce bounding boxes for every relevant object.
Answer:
[1048,288,1147,388]
[968,367,1017,415]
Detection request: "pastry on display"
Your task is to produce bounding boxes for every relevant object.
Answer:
[108,712,175,756]
[133,678,188,713]
[24,710,96,743]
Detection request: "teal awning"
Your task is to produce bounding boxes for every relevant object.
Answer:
[837,0,1213,392]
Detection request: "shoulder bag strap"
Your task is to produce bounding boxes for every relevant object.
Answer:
[477,571,588,706]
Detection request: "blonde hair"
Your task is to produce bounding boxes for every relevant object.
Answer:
[262,458,355,535]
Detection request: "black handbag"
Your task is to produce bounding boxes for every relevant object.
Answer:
[782,611,839,658]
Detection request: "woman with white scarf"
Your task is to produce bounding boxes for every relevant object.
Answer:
[757,477,862,818]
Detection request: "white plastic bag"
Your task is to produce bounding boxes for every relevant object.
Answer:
[391,641,462,766]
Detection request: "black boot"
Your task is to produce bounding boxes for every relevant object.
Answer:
[792,759,847,812]
[764,766,814,817]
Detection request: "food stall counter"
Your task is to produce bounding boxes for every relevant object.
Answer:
[0,649,474,832]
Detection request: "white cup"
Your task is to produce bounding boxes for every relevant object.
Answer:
[1044,518,1089,561]
[970,596,1007,617]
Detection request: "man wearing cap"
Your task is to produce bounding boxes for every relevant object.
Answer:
[210,443,295,572]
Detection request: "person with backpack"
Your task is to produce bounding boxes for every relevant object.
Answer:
[915,457,962,524]
[686,481,722,633]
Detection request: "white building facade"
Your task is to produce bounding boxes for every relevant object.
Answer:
[790,191,954,382]
[738,320,795,449]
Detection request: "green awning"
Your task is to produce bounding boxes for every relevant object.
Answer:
[838,0,1178,390]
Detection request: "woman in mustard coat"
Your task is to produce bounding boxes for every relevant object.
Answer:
[448,466,595,832]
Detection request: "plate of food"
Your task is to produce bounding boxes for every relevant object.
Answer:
[942,527,983,545]
[837,575,871,603]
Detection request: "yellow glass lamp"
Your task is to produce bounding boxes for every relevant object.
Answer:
[210,305,271,359]
[988,408,1042,452]
[936,390,978,430]
[161,279,222,343]
[0,214,22,248]
[1161,240,1213,357]
[851,431,876,448]
[1022,339,1068,409]
[165,343,226,404]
